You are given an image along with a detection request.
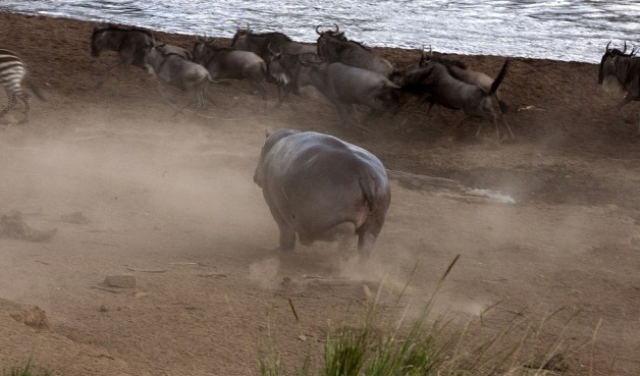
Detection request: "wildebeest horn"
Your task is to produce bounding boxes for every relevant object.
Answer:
[623,41,628,53]
[315,25,323,35]
[333,23,340,33]
[605,41,611,52]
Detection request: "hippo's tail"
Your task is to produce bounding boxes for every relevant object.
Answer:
[360,174,382,211]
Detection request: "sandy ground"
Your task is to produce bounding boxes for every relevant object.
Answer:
[0,12,639,376]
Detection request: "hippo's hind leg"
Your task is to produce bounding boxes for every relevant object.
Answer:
[277,222,296,252]
[357,232,377,261]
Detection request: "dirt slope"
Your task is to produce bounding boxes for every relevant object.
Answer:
[0,12,639,376]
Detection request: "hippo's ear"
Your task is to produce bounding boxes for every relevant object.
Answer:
[265,129,271,138]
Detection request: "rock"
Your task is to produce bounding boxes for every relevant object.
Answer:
[104,274,136,289]
[0,211,57,242]
[10,306,51,330]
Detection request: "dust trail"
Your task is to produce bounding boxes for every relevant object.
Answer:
[249,257,281,290]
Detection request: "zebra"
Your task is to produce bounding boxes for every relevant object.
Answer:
[0,49,44,124]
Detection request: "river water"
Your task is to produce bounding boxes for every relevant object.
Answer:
[2,0,640,63]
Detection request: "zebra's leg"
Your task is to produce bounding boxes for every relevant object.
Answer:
[17,92,31,124]
[0,93,18,121]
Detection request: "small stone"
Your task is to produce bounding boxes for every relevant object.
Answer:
[98,304,109,312]
[298,334,307,342]
[104,274,136,289]
[10,306,51,330]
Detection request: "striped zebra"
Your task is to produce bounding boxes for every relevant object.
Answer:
[0,49,44,124]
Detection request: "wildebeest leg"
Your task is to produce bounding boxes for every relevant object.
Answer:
[349,105,372,133]
[17,92,31,124]
[249,81,268,114]
[501,115,515,139]
[489,108,502,141]
[364,108,379,125]
[275,86,289,108]
[0,93,17,121]
[617,96,633,122]
[334,103,349,126]
[96,60,125,89]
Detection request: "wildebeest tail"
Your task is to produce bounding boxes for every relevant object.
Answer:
[489,59,509,95]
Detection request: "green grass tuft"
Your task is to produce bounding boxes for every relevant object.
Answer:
[258,255,583,376]
[3,359,54,376]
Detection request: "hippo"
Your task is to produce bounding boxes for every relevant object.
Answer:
[253,129,391,259]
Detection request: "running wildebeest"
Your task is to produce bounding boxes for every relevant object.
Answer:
[0,49,45,124]
[159,44,193,60]
[398,58,512,140]
[297,58,400,128]
[316,24,395,77]
[253,129,390,260]
[144,43,212,114]
[193,37,268,112]
[419,47,510,113]
[90,24,155,89]
[264,44,321,105]
[231,25,316,61]
[598,41,640,134]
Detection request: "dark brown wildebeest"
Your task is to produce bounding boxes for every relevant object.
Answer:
[231,25,316,61]
[297,58,400,129]
[253,129,390,260]
[397,58,512,140]
[193,38,268,112]
[264,45,321,105]
[598,41,640,134]
[419,47,510,113]
[90,24,155,89]
[144,44,213,114]
[315,24,395,78]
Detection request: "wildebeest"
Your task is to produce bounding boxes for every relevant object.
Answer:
[144,44,212,113]
[419,48,510,114]
[297,58,400,128]
[316,24,395,78]
[398,58,512,139]
[0,49,45,124]
[598,41,640,134]
[253,129,390,260]
[192,38,268,112]
[231,25,316,61]
[90,24,154,88]
[159,44,193,60]
[264,45,321,105]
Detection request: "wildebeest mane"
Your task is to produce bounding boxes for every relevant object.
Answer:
[91,25,152,42]
[331,34,371,51]
[612,57,640,87]
[231,30,292,45]
[421,55,467,70]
